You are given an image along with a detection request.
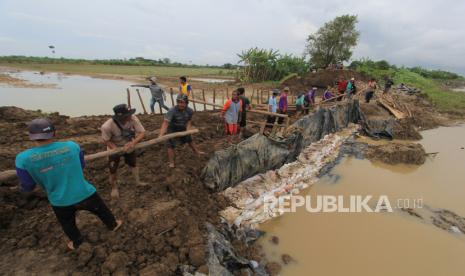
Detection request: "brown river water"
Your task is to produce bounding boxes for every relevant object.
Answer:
[259,125,465,276]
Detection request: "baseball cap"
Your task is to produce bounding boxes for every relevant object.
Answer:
[113,104,136,119]
[28,118,56,140]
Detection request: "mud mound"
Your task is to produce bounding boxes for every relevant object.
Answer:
[282,69,369,93]
[365,142,426,165]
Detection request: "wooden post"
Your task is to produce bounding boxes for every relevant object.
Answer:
[222,90,225,105]
[136,89,147,114]
[267,90,271,102]
[213,89,216,110]
[260,90,263,104]
[202,89,207,111]
[126,88,131,108]
[191,89,197,112]
[170,88,175,107]
[251,89,255,105]
[226,87,229,99]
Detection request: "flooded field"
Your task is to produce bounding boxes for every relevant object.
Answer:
[0,71,217,116]
[259,125,465,276]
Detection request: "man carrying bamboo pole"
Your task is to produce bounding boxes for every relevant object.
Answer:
[101,104,147,199]
[131,77,169,113]
[159,94,204,168]
[15,118,122,250]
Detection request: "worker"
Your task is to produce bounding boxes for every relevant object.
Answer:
[222,90,243,144]
[159,94,204,168]
[323,86,335,101]
[179,76,192,97]
[131,77,169,113]
[265,89,279,131]
[337,77,347,101]
[295,93,305,115]
[237,87,251,138]
[15,118,122,250]
[384,76,394,94]
[101,104,147,199]
[304,87,317,114]
[365,78,378,103]
[278,87,289,124]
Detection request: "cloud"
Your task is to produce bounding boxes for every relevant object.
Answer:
[0,0,464,74]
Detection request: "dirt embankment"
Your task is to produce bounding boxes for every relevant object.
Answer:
[0,72,57,89]
[282,69,370,93]
[0,107,263,275]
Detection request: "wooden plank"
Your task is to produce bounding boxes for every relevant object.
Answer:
[136,89,148,114]
[377,98,406,119]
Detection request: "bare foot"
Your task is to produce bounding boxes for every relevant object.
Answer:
[67,241,75,250]
[111,188,120,199]
[113,219,123,231]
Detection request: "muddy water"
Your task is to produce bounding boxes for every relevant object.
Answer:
[259,125,465,276]
[0,71,216,116]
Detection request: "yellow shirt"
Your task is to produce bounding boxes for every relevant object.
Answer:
[180,83,192,95]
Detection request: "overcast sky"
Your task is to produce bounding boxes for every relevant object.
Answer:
[1,0,464,75]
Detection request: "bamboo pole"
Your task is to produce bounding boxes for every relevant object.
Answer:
[226,87,229,99]
[191,89,197,112]
[251,88,255,105]
[188,98,288,118]
[202,89,207,111]
[0,129,200,182]
[126,88,131,108]
[136,89,148,114]
[221,90,225,105]
[170,88,175,107]
[213,89,216,110]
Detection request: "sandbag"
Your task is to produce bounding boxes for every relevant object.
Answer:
[202,100,363,191]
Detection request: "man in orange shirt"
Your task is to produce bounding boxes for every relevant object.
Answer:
[222,90,242,144]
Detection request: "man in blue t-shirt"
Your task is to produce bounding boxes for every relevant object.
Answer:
[15,118,122,250]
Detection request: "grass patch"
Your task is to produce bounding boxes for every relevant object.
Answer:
[393,69,465,114]
[0,63,235,78]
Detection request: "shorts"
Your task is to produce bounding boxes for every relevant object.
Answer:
[296,105,302,112]
[108,151,137,174]
[166,131,193,149]
[239,113,247,127]
[224,123,238,135]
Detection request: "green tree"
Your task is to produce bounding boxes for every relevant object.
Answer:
[305,15,359,68]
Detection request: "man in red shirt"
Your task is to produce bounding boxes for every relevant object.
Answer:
[337,77,348,101]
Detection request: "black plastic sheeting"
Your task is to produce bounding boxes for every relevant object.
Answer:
[201,100,363,191]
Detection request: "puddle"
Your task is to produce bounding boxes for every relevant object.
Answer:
[452,87,465,92]
[259,125,465,276]
[0,71,216,116]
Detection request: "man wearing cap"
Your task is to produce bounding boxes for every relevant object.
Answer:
[15,118,122,250]
[131,77,169,113]
[101,104,146,198]
[159,94,204,168]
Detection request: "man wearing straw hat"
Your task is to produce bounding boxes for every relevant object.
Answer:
[131,77,169,113]
[101,104,147,198]
[15,118,122,250]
